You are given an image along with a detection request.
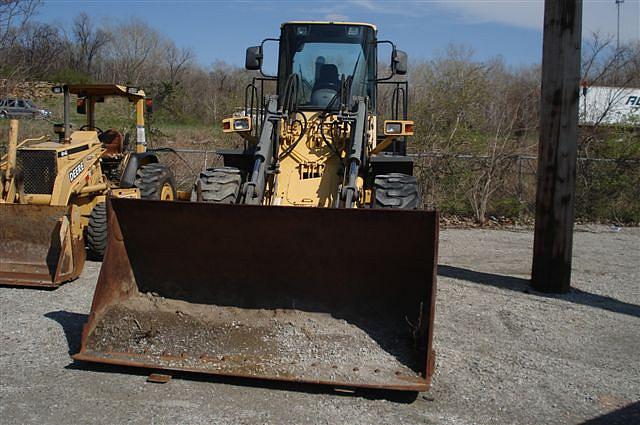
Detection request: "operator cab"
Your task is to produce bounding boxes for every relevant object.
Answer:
[277,23,377,109]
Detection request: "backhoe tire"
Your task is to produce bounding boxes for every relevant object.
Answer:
[86,202,107,260]
[190,167,241,204]
[373,173,421,209]
[134,163,176,200]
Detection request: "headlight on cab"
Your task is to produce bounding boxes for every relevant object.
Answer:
[383,120,414,136]
[384,122,402,134]
[222,117,252,133]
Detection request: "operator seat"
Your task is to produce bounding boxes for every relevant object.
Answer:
[313,64,339,91]
[311,64,340,107]
[98,129,124,157]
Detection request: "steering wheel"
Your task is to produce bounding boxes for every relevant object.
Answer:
[79,124,103,134]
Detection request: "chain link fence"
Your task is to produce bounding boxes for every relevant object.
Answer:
[411,152,639,222]
[159,148,638,223]
[1,142,637,223]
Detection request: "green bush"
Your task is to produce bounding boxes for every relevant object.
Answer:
[491,196,526,218]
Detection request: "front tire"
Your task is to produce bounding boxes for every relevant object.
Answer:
[135,163,176,200]
[86,202,107,260]
[373,173,421,209]
[190,167,241,204]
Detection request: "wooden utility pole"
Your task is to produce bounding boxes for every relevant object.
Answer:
[532,0,583,293]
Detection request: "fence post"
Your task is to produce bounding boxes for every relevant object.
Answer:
[516,155,523,204]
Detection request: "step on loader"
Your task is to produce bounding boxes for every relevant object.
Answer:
[75,22,439,394]
[0,85,176,287]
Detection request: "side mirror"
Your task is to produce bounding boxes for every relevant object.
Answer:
[392,49,408,75]
[245,46,262,71]
[76,98,86,115]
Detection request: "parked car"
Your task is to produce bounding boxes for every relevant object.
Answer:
[0,98,52,119]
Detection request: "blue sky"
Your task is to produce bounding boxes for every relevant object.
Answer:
[38,0,639,68]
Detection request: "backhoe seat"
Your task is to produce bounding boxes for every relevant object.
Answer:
[99,129,124,157]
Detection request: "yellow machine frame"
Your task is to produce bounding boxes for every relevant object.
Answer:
[0,84,154,287]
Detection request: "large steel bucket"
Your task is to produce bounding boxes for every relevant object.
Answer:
[75,198,438,392]
[0,204,85,287]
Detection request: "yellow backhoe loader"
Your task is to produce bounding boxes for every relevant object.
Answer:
[76,22,439,394]
[0,84,176,287]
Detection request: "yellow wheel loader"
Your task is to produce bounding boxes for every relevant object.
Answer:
[76,22,439,395]
[0,84,176,287]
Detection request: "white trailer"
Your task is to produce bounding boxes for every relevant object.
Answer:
[579,85,640,126]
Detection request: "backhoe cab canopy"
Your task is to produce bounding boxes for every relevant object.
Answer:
[51,84,149,142]
[64,84,146,101]
[278,22,377,109]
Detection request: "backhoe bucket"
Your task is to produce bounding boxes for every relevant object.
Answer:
[75,198,438,392]
[0,204,85,287]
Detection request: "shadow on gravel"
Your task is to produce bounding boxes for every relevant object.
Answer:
[44,310,88,355]
[580,401,640,425]
[438,265,640,319]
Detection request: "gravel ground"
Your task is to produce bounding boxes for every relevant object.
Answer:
[1,226,639,424]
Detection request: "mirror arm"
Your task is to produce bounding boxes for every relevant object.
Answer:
[376,40,397,81]
[258,38,280,79]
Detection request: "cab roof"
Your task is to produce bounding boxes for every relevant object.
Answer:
[282,21,377,31]
[66,84,146,100]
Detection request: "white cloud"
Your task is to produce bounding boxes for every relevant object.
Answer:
[345,0,426,17]
[349,0,379,11]
[325,13,349,21]
[439,1,543,29]
[341,0,639,42]
[439,1,639,40]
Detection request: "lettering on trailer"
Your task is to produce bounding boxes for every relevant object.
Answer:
[626,96,639,108]
[68,162,85,182]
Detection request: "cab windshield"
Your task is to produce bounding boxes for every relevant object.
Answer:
[278,24,375,109]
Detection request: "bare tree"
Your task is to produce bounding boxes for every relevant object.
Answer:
[16,22,65,79]
[0,20,64,82]
[0,0,41,47]
[106,18,161,84]
[164,40,193,87]
[467,90,527,223]
[582,32,640,88]
[0,0,42,84]
[70,12,110,75]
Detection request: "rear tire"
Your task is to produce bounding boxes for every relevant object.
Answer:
[190,167,241,204]
[86,202,107,260]
[373,173,421,209]
[135,163,176,200]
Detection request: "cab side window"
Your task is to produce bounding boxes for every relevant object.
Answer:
[17,100,25,108]
[7,100,16,107]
